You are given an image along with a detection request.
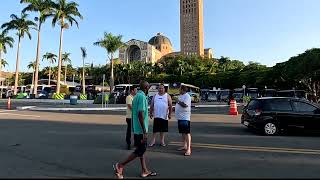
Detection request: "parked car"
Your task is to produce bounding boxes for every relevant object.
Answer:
[241,97,320,136]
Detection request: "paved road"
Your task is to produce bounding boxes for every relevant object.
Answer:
[0,110,320,178]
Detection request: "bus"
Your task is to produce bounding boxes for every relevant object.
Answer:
[169,83,201,103]
[277,90,307,99]
[246,88,259,99]
[113,84,138,104]
[261,89,277,97]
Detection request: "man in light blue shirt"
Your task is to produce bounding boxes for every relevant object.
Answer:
[113,81,157,179]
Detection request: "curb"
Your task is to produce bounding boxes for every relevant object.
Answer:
[17,106,127,111]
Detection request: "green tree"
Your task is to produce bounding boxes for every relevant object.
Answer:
[42,52,57,85]
[1,13,37,95]
[61,52,71,84]
[27,60,37,87]
[94,32,126,92]
[51,0,83,93]
[21,0,54,95]
[0,30,14,93]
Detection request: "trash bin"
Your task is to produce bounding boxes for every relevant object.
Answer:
[70,95,78,105]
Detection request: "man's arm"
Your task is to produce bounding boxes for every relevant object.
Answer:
[126,96,132,110]
[178,100,188,108]
[168,95,173,119]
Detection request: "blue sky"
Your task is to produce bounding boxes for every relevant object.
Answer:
[0,0,320,72]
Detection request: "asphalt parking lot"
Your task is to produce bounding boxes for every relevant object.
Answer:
[0,110,320,178]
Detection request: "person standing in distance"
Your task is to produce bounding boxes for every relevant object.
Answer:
[113,81,157,179]
[149,84,173,147]
[125,86,138,150]
[175,85,192,156]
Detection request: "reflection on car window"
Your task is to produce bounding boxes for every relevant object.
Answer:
[292,101,317,112]
[269,100,293,111]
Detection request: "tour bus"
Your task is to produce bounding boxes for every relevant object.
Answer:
[261,89,277,97]
[277,90,307,99]
[246,88,260,99]
[113,84,137,104]
[169,83,201,103]
[233,88,245,103]
[220,89,231,102]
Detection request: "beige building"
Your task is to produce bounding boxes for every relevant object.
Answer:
[180,0,204,57]
[119,33,173,64]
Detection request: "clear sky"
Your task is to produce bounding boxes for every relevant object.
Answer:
[0,0,320,72]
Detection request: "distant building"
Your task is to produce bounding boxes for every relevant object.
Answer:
[119,33,173,64]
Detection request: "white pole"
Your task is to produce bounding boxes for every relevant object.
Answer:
[102,74,105,108]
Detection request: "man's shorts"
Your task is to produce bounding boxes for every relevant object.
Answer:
[133,134,147,157]
[153,118,169,133]
[178,120,191,134]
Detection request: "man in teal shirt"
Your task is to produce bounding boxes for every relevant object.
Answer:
[113,81,157,179]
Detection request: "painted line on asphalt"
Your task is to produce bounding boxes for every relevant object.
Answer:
[169,142,320,155]
[0,110,18,113]
[0,113,41,118]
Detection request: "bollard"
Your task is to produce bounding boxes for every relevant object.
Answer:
[7,97,11,110]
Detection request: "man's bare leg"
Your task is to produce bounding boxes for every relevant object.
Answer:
[185,134,192,155]
[149,133,157,146]
[160,132,166,145]
[140,155,150,175]
[116,153,137,175]
[178,134,187,151]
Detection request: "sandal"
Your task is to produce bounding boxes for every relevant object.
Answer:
[160,143,166,147]
[184,152,192,156]
[141,172,157,178]
[113,163,124,179]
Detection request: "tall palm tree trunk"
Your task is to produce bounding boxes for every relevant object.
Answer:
[0,51,2,99]
[48,66,51,86]
[64,64,67,85]
[31,70,35,87]
[56,26,64,94]
[110,53,114,93]
[14,36,21,95]
[82,57,85,95]
[33,23,41,95]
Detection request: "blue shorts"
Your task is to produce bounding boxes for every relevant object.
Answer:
[178,120,191,134]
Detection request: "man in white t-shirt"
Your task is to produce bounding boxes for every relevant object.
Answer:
[125,86,137,150]
[175,85,192,156]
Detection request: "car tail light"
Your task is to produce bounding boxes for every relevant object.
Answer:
[255,109,262,116]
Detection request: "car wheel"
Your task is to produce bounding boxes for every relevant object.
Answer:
[264,122,279,136]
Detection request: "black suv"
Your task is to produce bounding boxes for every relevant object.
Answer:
[241,97,320,135]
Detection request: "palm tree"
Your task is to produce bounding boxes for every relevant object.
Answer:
[42,52,57,85]
[93,32,125,93]
[80,47,87,95]
[27,61,37,88]
[51,0,83,93]
[61,52,71,84]
[0,30,14,91]
[21,0,54,95]
[0,59,8,99]
[1,13,37,95]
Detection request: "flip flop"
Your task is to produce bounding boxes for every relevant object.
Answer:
[160,143,167,147]
[112,163,124,179]
[184,152,192,156]
[141,172,157,178]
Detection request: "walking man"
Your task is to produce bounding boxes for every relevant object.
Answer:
[149,84,173,147]
[175,85,192,156]
[125,86,137,150]
[113,80,157,179]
